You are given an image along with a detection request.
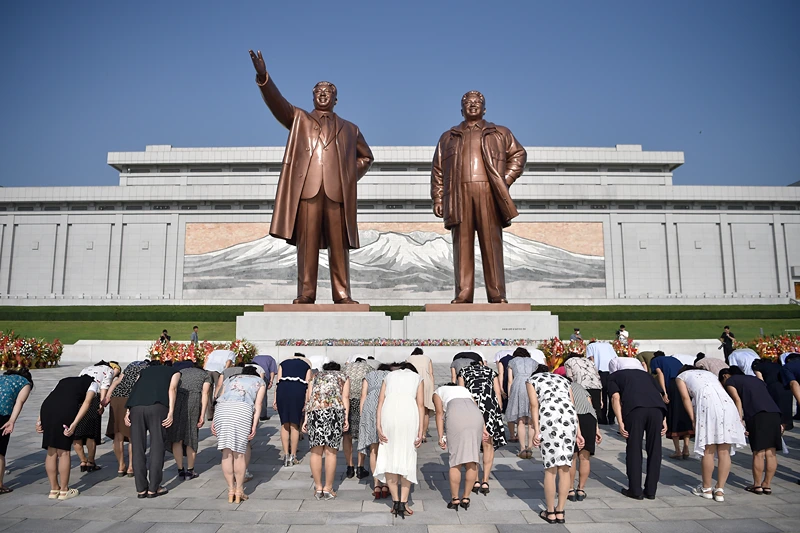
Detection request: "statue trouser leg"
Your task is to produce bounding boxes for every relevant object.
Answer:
[472,183,506,302]
[295,194,324,302]
[451,185,477,303]
[322,195,351,302]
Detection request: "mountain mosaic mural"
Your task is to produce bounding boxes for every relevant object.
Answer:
[182,222,606,303]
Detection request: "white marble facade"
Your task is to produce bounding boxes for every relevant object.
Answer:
[0,144,798,305]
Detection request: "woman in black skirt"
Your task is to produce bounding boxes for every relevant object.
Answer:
[74,362,119,472]
[37,375,98,501]
[567,380,601,502]
[752,359,794,431]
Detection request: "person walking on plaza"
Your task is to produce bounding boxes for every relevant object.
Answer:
[0,369,33,494]
[586,341,617,424]
[651,351,694,459]
[374,363,425,519]
[342,357,371,479]
[125,362,181,499]
[276,353,312,467]
[720,367,783,495]
[37,375,98,501]
[252,354,278,420]
[213,366,265,503]
[104,360,149,477]
[676,367,746,502]
[406,348,435,442]
[608,368,667,500]
[204,349,236,420]
[167,362,212,480]
[433,382,489,511]
[75,361,120,472]
[720,326,735,362]
[357,364,391,499]
[458,360,506,495]
[505,347,537,458]
[527,366,583,524]
[567,379,601,503]
[303,362,349,500]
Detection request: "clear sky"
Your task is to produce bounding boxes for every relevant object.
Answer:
[1,0,798,187]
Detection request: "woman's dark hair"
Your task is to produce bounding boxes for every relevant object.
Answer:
[513,347,530,358]
[194,361,205,370]
[563,352,581,363]
[294,352,306,358]
[439,382,458,387]
[241,366,260,376]
[786,353,800,363]
[718,367,741,382]
[235,361,246,368]
[410,347,424,356]
[653,350,665,359]
[5,368,33,388]
[694,352,706,364]
[400,362,418,373]
[149,360,162,366]
[677,364,696,375]
[323,362,341,371]
[377,364,392,371]
[94,360,111,368]
[532,364,549,375]
[354,357,366,363]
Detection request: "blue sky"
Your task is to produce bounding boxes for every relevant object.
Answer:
[1,0,798,187]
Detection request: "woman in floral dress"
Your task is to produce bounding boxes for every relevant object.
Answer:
[303,362,350,500]
[458,361,506,495]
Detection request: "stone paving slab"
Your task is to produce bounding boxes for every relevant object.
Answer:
[1,363,799,533]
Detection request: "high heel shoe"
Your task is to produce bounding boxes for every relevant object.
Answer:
[228,490,236,503]
[396,501,407,519]
[234,491,248,503]
[79,463,88,472]
[479,482,490,495]
[471,481,481,494]
[459,497,470,510]
[447,497,460,510]
[391,501,400,516]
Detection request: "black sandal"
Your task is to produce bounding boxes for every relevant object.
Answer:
[447,497,460,510]
[539,510,557,524]
[459,497,470,510]
[745,486,764,495]
[471,481,481,494]
[762,487,772,495]
[479,482,490,495]
[567,489,576,502]
[85,463,101,472]
[576,489,587,501]
[555,510,565,524]
[0,486,12,495]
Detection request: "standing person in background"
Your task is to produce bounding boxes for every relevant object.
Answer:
[75,361,120,472]
[720,367,782,495]
[358,364,391,499]
[0,369,34,494]
[37,375,97,501]
[505,347,537,458]
[159,330,171,345]
[567,379,600,503]
[125,362,181,499]
[608,368,667,500]
[570,329,582,342]
[651,351,693,459]
[104,360,149,477]
[342,357,372,479]
[434,382,489,512]
[676,366,746,502]
[374,363,425,519]
[406,348,435,442]
[204,349,236,420]
[458,360,506,495]
[252,355,278,421]
[586,342,617,424]
[304,362,349,500]
[168,362,212,480]
[720,326,735,363]
[617,325,629,342]
[276,353,312,467]
[190,326,199,345]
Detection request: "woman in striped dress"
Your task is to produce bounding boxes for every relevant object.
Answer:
[212,366,266,503]
[358,364,391,499]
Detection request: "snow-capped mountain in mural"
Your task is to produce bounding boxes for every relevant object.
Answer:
[183,229,605,300]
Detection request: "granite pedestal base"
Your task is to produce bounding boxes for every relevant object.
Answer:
[404,309,559,340]
[236,311,392,343]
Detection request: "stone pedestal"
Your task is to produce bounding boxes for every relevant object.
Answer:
[263,303,371,312]
[404,309,558,340]
[424,303,531,312]
[236,311,392,343]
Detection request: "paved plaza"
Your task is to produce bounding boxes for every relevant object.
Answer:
[1,362,799,533]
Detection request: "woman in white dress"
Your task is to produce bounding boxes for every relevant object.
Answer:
[374,363,425,519]
[676,366,746,503]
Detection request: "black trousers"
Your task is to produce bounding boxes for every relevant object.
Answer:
[625,407,664,498]
[598,372,613,424]
[587,388,602,422]
[207,371,220,420]
[130,404,168,494]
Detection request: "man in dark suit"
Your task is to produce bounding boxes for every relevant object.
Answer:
[249,50,374,304]
[431,91,527,304]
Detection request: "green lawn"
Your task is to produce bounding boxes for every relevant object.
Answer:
[2,318,799,344]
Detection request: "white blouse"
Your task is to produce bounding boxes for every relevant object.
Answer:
[434,385,473,411]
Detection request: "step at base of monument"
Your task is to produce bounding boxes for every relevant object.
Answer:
[424,303,531,312]
[263,303,371,312]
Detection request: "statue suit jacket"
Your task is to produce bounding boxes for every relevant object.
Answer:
[257,75,373,249]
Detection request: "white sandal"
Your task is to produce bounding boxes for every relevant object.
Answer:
[48,489,59,499]
[58,488,79,500]
[713,488,724,502]
[691,485,712,499]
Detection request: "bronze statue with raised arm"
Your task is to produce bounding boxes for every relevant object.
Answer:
[249,50,374,304]
[431,91,527,304]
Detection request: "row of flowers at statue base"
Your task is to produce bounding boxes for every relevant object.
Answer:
[147,339,257,365]
[277,338,541,347]
[733,334,800,361]
[0,331,63,370]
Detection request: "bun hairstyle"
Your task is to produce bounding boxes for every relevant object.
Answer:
[532,364,550,375]
[694,352,706,364]
[677,364,696,375]
[294,352,306,358]
[401,362,418,373]
[411,347,424,356]
[653,351,665,358]
[241,366,260,376]
[323,362,342,371]
[512,347,530,358]
[377,364,392,371]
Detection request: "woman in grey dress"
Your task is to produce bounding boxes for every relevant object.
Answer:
[167,363,212,480]
[358,364,391,499]
[505,348,537,458]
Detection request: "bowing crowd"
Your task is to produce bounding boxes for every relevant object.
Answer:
[0,343,799,525]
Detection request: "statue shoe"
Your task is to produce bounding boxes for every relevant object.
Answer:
[334,298,360,305]
[292,296,315,304]
[450,298,472,304]
[489,298,509,304]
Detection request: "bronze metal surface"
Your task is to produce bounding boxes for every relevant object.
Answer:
[424,303,531,312]
[262,303,371,312]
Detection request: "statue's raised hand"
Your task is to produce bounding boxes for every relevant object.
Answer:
[249,49,267,79]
